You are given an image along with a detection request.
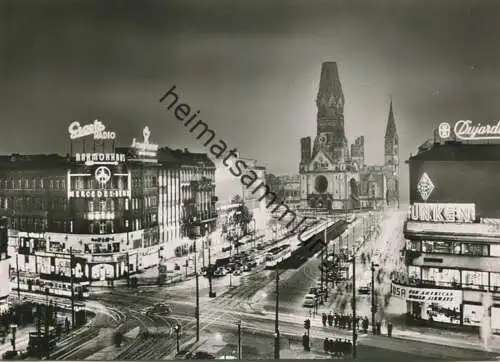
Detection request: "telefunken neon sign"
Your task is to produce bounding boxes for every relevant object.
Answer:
[439,120,500,141]
[68,120,116,140]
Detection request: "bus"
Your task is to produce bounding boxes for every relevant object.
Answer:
[265,244,291,269]
[12,274,90,300]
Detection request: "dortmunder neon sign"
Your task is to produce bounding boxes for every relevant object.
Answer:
[439,120,500,141]
[68,120,116,140]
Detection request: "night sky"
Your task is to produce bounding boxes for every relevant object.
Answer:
[1,0,500,202]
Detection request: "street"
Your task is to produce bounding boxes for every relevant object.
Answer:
[10,211,500,361]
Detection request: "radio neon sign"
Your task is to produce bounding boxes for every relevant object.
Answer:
[439,120,500,141]
[68,120,116,140]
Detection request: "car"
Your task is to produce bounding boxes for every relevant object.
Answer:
[358,285,370,295]
[189,351,216,359]
[242,264,251,272]
[146,303,172,316]
[175,349,192,360]
[233,269,242,276]
[303,293,317,308]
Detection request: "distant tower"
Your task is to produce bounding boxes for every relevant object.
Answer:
[313,62,348,164]
[384,98,400,207]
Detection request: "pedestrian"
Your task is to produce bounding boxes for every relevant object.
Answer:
[323,337,328,353]
[322,312,327,327]
[334,338,340,356]
[376,321,382,335]
[387,322,393,337]
[347,315,352,330]
[333,313,338,327]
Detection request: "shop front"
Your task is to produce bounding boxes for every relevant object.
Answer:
[392,282,463,324]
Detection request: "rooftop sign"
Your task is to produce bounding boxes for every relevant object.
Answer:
[439,120,500,141]
[68,120,116,140]
[131,126,159,158]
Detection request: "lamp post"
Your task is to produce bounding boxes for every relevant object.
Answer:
[174,323,181,353]
[237,320,242,359]
[352,248,357,359]
[208,244,215,298]
[274,267,280,360]
[371,262,380,335]
[70,247,75,329]
[194,237,200,342]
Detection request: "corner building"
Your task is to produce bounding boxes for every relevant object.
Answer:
[299,62,400,211]
[396,139,500,333]
[0,125,216,286]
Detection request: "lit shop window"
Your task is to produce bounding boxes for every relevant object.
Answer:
[125,220,129,228]
[490,272,500,292]
[421,267,460,287]
[125,199,129,211]
[88,201,94,213]
[461,243,489,257]
[462,270,489,290]
[490,244,500,257]
[408,265,421,279]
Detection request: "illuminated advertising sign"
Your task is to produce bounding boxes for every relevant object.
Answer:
[75,153,126,165]
[409,203,476,223]
[68,120,116,140]
[391,283,463,304]
[68,149,131,200]
[131,126,159,160]
[438,120,500,141]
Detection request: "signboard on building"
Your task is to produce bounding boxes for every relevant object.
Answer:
[409,203,476,223]
[68,120,116,140]
[391,283,463,304]
[439,120,500,141]
[131,126,159,161]
[68,150,131,199]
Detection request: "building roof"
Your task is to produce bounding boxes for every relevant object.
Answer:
[163,147,215,168]
[409,141,500,161]
[0,154,71,169]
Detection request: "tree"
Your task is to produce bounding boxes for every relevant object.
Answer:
[234,203,253,235]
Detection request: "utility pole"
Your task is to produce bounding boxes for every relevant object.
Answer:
[237,320,242,359]
[229,241,233,288]
[194,238,200,342]
[70,247,75,329]
[44,301,50,359]
[274,267,280,360]
[352,250,357,359]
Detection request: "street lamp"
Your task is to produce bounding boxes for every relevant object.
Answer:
[174,323,181,353]
[371,262,380,335]
[274,267,280,360]
[236,320,242,359]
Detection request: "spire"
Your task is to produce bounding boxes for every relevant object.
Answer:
[316,62,344,118]
[385,97,398,141]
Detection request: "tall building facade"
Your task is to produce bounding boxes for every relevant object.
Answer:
[299,62,399,211]
[396,127,500,333]
[0,122,216,287]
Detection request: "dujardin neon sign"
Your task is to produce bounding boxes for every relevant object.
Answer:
[439,120,500,141]
[68,120,116,140]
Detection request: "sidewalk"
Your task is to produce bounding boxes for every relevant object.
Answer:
[0,326,31,357]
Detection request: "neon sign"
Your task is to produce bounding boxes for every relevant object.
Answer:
[409,203,476,223]
[69,190,131,198]
[131,126,159,156]
[439,120,500,141]
[68,120,116,140]
[75,153,126,166]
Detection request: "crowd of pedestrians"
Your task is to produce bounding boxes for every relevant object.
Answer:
[322,338,353,356]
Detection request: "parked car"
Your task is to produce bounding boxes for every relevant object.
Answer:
[175,349,192,360]
[233,269,242,276]
[358,285,370,295]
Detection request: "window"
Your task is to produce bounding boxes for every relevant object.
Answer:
[490,244,500,257]
[490,272,500,292]
[88,201,94,213]
[421,267,460,287]
[462,243,489,257]
[422,240,453,254]
[462,270,488,290]
[408,265,420,279]
[406,240,421,251]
